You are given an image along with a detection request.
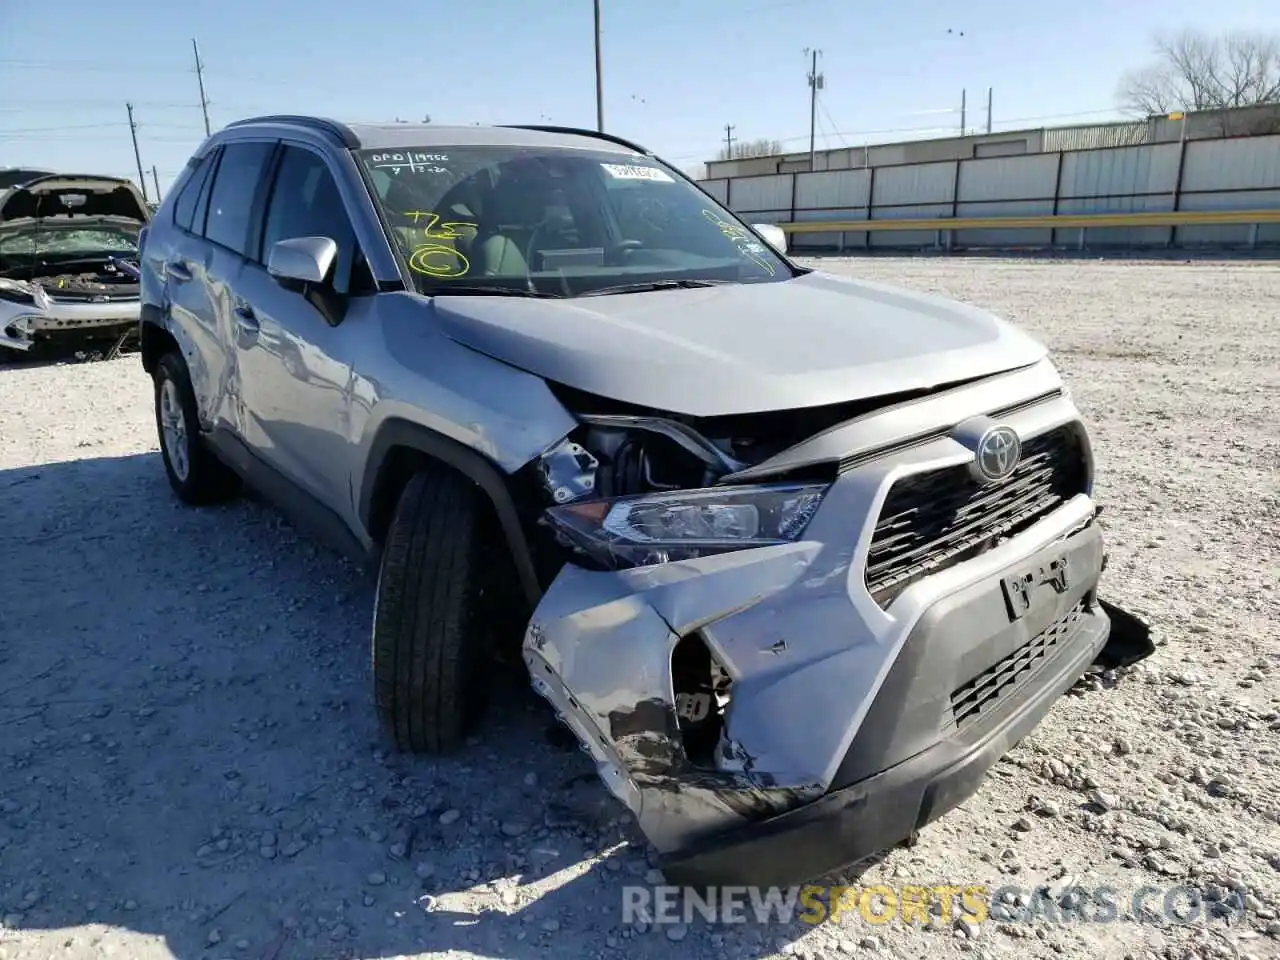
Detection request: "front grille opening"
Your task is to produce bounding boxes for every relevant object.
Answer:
[950,599,1087,728]
[865,424,1087,607]
[671,632,733,768]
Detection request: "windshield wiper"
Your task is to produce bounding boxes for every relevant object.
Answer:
[427,284,564,299]
[577,278,733,297]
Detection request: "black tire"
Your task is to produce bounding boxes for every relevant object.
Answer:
[372,466,494,753]
[153,351,241,505]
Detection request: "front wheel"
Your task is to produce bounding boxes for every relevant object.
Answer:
[153,351,240,505]
[371,467,494,753]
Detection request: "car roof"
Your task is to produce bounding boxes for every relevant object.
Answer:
[222,116,652,157]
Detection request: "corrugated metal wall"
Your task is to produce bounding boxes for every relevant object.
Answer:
[716,134,1280,251]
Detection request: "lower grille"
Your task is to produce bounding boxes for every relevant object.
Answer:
[865,424,1086,606]
[950,599,1087,729]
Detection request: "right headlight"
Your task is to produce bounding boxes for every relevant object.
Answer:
[543,481,829,570]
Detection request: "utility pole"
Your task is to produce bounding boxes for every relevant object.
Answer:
[723,124,736,158]
[151,165,161,202]
[126,102,148,204]
[593,0,604,132]
[805,47,823,171]
[192,38,211,137]
[960,88,967,135]
[986,87,993,134]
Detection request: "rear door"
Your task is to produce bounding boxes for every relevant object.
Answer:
[164,140,277,438]
[229,141,377,515]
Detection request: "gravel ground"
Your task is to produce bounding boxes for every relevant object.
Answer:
[1,255,1277,960]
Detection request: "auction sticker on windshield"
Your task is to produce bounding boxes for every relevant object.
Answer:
[600,162,675,183]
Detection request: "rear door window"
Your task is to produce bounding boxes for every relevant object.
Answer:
[203,141,275,257]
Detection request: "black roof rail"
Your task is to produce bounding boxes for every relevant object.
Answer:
[223,115,360,148]
[500,124,653,156]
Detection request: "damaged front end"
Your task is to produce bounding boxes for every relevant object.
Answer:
[520,368,1153,885]
[522,407,839,855]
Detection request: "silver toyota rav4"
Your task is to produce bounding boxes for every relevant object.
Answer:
[138,116,1149,886]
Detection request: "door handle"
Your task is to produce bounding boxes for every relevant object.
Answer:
[165,261,192,282]
[234,304,259,333]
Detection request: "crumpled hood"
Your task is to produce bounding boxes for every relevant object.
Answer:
[428,270,1048,417]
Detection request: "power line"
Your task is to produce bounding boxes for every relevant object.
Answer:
[816,93,848,148]
[723,124,735,157]
[0,122,204,135]
[658,106,1127,163]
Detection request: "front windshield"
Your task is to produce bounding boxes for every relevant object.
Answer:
[0,228,138,261]
[355,145,792,296]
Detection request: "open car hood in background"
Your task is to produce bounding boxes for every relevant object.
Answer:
[0,174,150,228]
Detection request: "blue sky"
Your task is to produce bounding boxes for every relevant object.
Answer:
[2,0,1277,198]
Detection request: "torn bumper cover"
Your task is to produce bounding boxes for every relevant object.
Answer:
[524,462,1132,886]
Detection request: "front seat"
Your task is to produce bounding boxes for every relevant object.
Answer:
[472,176,547,277]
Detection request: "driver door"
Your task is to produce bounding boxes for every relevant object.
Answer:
[229,142,374,517]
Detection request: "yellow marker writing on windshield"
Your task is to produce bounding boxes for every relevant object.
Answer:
[701,209,776,276]
[408,244,469,278]
[402,211,477,242]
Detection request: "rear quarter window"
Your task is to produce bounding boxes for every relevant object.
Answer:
[172,154,214,232]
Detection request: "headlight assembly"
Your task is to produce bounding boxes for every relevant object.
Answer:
[544,482,828,569]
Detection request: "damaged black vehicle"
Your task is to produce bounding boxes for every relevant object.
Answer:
[0,174,149,356]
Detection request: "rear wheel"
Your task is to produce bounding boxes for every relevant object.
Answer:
[371,466,495,753]
[153,351,240,504]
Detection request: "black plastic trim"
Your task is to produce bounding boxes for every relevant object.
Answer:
[500,124,654,156]
[206,427,370,566]
[357,418,543,606]
[834,521,1102,789]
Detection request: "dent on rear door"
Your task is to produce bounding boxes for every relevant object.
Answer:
[166,235,241,434]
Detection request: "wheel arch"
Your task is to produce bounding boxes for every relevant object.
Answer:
[359,418,544,608]
[139,306,177,374]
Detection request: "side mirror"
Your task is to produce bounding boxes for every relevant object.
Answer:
[267,236,338,288]
[751,223,788,254]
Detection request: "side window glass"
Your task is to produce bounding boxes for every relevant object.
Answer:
[204,141,274,257]
[261,146,360,295]
[191,151,217,236]
[172,154,213,232]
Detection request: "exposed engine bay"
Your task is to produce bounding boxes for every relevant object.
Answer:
[0,257,141,302]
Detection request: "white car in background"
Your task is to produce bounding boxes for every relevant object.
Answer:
[0,173,150,356]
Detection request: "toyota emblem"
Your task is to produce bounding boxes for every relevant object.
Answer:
[974,426,1021,482]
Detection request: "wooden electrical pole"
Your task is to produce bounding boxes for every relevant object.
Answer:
[193,38,211,137]
[126,103,148,203]
[805,48,823,171]
[593,0,605,132]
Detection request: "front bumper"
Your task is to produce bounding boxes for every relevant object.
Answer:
[0,299,139,351]
[660,585,1109,887]
[523,389,1110,885]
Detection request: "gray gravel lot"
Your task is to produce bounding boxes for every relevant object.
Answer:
[1,255,1277,960]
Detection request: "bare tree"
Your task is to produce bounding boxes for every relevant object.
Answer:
[1117,29,1280,132]
[717,137,783,161]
